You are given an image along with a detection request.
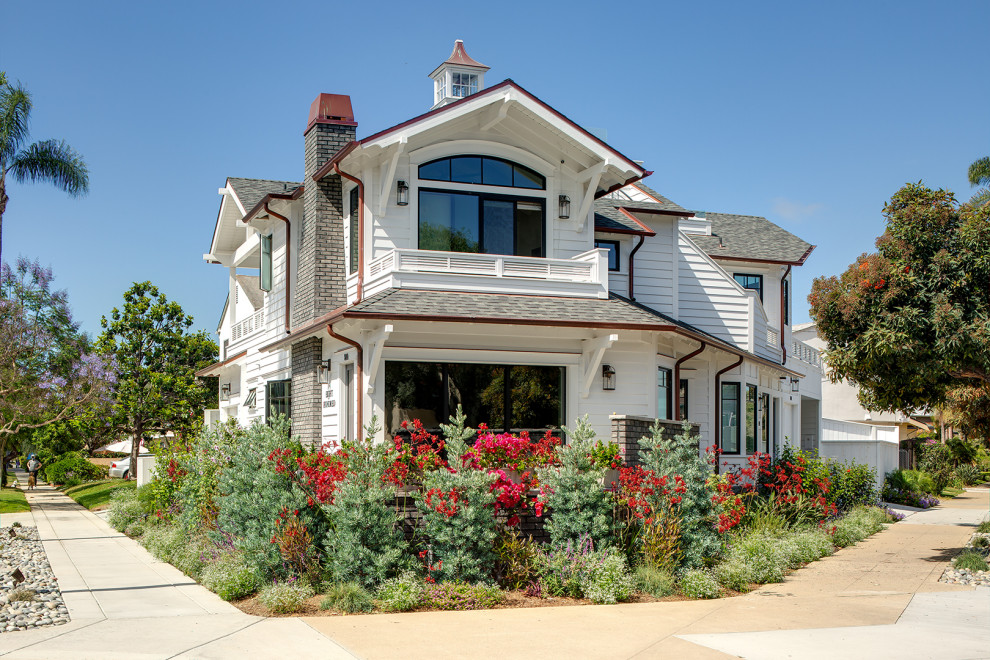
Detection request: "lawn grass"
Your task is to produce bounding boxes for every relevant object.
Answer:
[941,485,965,498]
[63,479,136,510]
[0,486,30,514]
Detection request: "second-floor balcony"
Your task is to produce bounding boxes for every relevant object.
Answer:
[355,248,610,302]
[230,308,265,344]
[791,339,822,370]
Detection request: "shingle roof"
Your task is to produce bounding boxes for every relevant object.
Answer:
[227,177,301,215]
[593,198,689,234]
[689,212,814,264]
[629,182,686,212]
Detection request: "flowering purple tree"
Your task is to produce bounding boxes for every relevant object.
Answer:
[0,258,111,486]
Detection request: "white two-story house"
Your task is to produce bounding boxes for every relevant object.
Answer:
[198,41,824,467]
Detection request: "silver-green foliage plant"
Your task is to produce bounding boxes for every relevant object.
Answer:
[176,421,242,532]
[325,419,410,589]
[639,421,719,567]
[216,417,320,579]
[375,572,424,612]
[832,505,888,547]
[579,551,633,604]
[320,582,375,613]
[107,486,145,532]
[258,579,314,614]
[535,536,631,603]
[679,568,721,599]
[417,467,497,583]
[201,552,259,601]
[537,416,612,548]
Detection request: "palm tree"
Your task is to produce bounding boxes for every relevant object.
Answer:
[0,73,89,262]
[968,156,990,207]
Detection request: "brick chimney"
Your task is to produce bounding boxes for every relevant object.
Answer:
[292,93,356,447]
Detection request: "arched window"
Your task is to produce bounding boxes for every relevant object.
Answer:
[417,155,546,257]
[418,156,545,190]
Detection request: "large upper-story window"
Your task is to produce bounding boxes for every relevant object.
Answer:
[734,273,763,301]
[418,156,546,258]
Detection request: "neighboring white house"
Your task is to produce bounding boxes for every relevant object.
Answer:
[197,41,824,468]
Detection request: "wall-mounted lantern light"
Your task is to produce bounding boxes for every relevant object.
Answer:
[220,383,231,401]
[318,359,331,385]
[790,377,800,393]
[558,194,571,219]
[602,364,616,391]
[396,180,409,206]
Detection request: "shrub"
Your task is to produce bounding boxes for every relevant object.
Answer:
[831,506,888,548]
[177,422,242,532]
[679,569,720,599]
[320,582,375,613]
[8,588,36,602]
[633,564,676,598]
[918,441,954,494]
[417,467,497,583]
[714,559,752,592]
[201,553,259,601]
[108,487,146,532]
[579,552,633,604]
[215,417,322,580]
[886,469,937,495]
[375,572,424,612]
[788,529,835,563]
[954,464,982,486]
[141,523,186,563]
[977,520,990,533]
[422,582,505,610]
[828,460,879,511]
[258,579,314,614]
[953,551,989,572]
[494,527,540,589]
[537,417,613,548]
[637,421,720,567]
[124,522,145,537]
[44,453,105,485]
[323,433,410,589]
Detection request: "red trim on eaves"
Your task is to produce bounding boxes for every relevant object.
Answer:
[616,208,658,236]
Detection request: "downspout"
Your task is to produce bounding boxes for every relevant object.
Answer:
[628,234,645,301]
[674,340,706,421]
[713,354,744,474]
[333,163,364,302]
[264,202,291,334]
[327,324,362,437]
[780,265,791,365]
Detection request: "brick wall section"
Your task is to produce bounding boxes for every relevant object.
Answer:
[610,415,701,467]
[290,337,323,447]
[295,122,355,327]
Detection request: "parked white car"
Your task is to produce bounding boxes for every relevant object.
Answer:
[109,457,131,480]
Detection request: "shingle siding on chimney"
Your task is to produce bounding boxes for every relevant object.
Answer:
[297,122,354,328]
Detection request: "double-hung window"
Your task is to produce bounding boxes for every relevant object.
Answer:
[266,379,291,423]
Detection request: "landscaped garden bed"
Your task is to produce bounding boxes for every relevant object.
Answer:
[107,411,901,616]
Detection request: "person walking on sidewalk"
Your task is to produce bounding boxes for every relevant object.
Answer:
[27,455,41,490]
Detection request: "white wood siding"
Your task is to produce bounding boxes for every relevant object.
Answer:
[676,232,751,349]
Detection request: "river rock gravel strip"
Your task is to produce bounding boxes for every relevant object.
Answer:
[0,525,70,632]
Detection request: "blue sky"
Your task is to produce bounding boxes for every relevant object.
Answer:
[2,0,988,338]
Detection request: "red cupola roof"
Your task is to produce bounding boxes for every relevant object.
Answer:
[429,40,489,77]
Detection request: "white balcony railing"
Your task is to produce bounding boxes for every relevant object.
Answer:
[791,339,822,369]
[230,309,264,343]
[362,248,609,301]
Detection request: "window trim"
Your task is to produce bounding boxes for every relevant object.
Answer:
[734,273,764,301]
[418,155,546,190]
[657,366,673,421]
[265,379,291,424]
[679,378,689,422]
[745,384,758,454]
[760,391,771,454]
[720,382,741,455]
[244,387,257,409]
[259,234,273,292]
[418,187,546,258]
[595,239,621,272]
[348,186,359,275]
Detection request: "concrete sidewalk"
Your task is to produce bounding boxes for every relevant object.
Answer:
[0,476,355,660]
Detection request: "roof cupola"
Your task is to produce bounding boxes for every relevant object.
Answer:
[429,40,489,109]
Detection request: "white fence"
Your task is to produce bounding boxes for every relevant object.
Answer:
[820,418,899,489]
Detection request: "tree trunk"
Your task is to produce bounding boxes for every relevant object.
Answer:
[0,184,7,266]
[130,420,142,481]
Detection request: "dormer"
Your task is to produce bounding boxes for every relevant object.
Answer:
[429,40,489,109]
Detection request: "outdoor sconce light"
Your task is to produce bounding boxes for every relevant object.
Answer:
[558,194,571,219]
[790,377,800,393]
[318,359,331,385]
[220,383,231,401]
[396,180,409,206]
[602,364,616,390]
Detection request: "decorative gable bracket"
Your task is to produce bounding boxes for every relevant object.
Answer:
[365,324,394,395]
[580,333,618,398]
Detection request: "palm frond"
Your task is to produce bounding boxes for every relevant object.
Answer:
[968,157,990,188]
[10,139,89,196]
[0,82,33,166]
[969,187,990,208]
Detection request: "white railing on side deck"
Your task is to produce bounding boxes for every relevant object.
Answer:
[230,309,264,343]
[791,339,822,369]
[368,248,603,284]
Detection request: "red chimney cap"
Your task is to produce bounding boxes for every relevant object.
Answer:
[430,40,489,77]
[306,93,357,132]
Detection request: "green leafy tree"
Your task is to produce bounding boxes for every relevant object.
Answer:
[97,282,218,473]
[0,258,110,486]
[969,156,990,208]
[810,182,990,414]
[0,73,89,262]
